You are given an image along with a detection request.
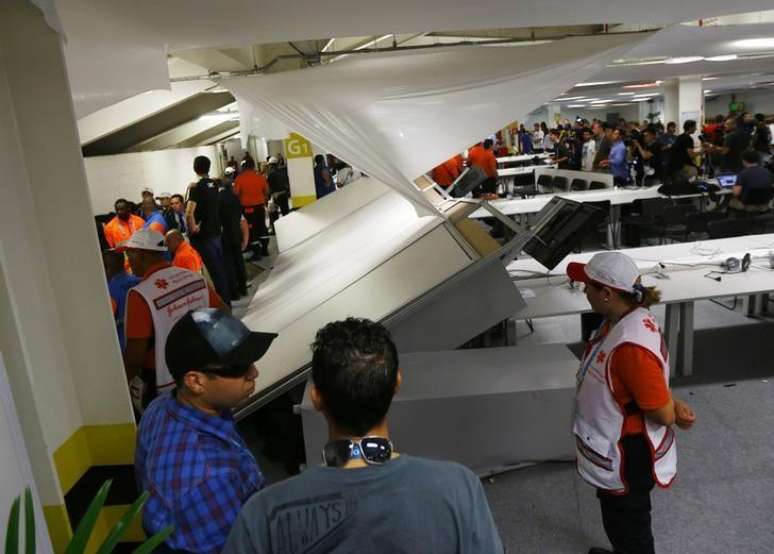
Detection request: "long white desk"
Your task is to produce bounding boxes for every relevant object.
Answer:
[508,234,774,376]
[496,153,550,164]
[498,164,557,177]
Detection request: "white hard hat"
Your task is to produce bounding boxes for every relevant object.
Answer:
[268,156,278,164]
[116,228,167,252]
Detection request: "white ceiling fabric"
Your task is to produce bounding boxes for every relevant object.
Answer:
[41,0,774,51]
[225,33,647,210]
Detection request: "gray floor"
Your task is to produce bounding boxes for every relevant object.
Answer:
[486,300,774,553]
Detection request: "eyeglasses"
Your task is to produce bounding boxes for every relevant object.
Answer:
[198,363,252,379]
[322,437,393,467]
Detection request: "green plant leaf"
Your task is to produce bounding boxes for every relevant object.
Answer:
[131,525,174,554]
[95,491,149,554]
[65,480,112,554]
[23,489,34,554]
[4,494,20,554]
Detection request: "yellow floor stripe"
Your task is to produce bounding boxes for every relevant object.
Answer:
[291,195,317,208]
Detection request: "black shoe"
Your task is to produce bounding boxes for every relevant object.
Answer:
[588,548,614,554]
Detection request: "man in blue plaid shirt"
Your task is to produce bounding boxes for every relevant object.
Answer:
[135,308,278,553]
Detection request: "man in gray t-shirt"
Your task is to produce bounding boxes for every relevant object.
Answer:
[223,318,503,554]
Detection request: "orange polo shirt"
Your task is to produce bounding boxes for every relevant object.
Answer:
[172,241,203,273]
[467,145,498,178]
[584,322,671,437]
[234,171,269,207]
[125,262,223,369]
[104,215,145,248]
[431,156,464,187]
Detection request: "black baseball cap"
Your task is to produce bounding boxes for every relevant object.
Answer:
[166,308,278,379]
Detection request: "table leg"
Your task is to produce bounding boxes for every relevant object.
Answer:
[505,319,517,346]
[664,303,680,377]
[678,302,694,377]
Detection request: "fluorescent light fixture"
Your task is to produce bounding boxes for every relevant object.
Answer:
[706,54,738,62]
[665,56,704,64]
[355,34,392,50]
[634,93,659,98]
[566,104,587,108]
[321,38,335,52]
[704,89,713,93]
[590,99,614,104]
[554,96,588,101]
[702,76,720,81]
[732,38,774,50]
[617,92,636,96]
[611,103,634,107]
[623,82,661,89]
[575,80,620,87]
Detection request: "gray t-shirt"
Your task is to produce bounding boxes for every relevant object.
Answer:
[223,455,504,554]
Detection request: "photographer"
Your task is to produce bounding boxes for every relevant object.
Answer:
[631,129,664,184]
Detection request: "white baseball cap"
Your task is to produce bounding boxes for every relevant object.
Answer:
[141,186,154,195]
[224,166,236,175]
[158,191,171,198]
[268,156,278,164]
[116,228,167,252]
[567,251,640,293]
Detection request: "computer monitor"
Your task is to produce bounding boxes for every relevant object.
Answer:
[717,174,738,189]
[523,197,606,270]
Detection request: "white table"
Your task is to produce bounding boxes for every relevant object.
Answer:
[507,234,774,376]
[496,153,550,165]
[498,164,557,177]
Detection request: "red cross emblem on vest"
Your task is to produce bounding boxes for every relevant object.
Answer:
[643,318,657,333]
[596,351,607,364]
[154,278,169,290]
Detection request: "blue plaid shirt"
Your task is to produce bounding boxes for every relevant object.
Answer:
[135,392,265,553]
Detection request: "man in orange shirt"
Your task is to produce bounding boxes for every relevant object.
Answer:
[122,228,226,414]
[467,139,498,197]
[233,157,269,259]
[165,230,203,273]
[431,155,463,188]
[104,198,145,248]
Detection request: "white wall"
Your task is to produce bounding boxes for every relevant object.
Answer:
[521,104,640,127]
[84,146,221,214]
[705,91,774,118]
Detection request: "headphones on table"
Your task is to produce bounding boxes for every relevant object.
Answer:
[719,253,752,273]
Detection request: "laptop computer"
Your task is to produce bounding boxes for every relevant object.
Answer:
[717,174,738,189]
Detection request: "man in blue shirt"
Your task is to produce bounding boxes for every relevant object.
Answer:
[135,308,278,553]
[605,129,631,186]
[102,250,141,350]
[223,318,504,554]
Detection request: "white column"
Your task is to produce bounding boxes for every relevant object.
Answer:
[661,79,679,125]
[677,76,704,128]
[1,0,134,548]
[284,133,317,207]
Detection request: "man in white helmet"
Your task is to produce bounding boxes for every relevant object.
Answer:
[121,228,226,414]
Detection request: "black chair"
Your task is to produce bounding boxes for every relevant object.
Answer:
[589,181,606,190]
[536,174,554,193]
[684,211,727,240]
[570,178,587,191]
[621,197,669,246]
[707,218,751,239]
[553,176,569,192]
[660,204,697,244]
[582,200,612,249]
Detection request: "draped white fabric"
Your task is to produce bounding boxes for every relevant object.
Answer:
[226,33,647,209]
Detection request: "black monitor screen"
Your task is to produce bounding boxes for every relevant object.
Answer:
[523,197,606,270]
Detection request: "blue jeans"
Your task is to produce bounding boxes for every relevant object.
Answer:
[190,235,231,305]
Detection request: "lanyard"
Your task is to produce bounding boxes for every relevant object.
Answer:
[578,328,607,384]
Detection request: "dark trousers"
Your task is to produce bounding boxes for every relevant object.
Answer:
[243,205,268,256]
[222,237,247,297]
[275,192,290,216]
[473,177,498,197]
[190,235,230,305]
[597,434,656,554]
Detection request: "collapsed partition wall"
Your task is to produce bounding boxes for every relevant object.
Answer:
[227,33,657,472]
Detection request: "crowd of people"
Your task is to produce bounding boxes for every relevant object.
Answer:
[432,112,774,211]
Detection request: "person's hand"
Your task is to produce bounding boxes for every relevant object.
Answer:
[191,222,201,235]
[674,398,696,430]
[599,159,610,168]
